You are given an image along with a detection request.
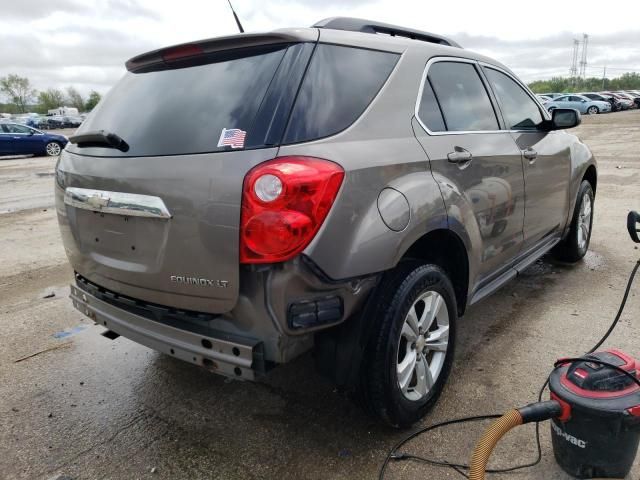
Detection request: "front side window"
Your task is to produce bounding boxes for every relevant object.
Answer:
[427,62,499,132]
[4,124,31,134]
[417,78,446,132]
[484,68,543,130]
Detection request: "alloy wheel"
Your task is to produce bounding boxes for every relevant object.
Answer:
[396,290,450,401]
[577,193,592,250]
[46,142,61,156]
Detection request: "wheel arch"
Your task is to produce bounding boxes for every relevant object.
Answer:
[583,164,597,193]
[400,229,469,316]
[314,228,470,390]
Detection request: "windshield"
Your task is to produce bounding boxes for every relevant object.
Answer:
[69,45,293,157]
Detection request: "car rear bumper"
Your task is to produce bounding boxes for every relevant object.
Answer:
[69,283,264,380]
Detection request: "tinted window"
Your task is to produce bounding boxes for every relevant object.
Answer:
[284,44,399,143]
[69,45,292,157]
[484,68,543,130]
[428,62,498,132]
[556,96,568,101]
[417,78,446,131]
[4,124,31,134]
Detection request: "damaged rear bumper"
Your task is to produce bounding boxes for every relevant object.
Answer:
[69,283,264,380]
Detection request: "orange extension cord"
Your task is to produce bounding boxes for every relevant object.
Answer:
[468,409,524,480]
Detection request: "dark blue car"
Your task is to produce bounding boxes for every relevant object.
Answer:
[0,122,68,156]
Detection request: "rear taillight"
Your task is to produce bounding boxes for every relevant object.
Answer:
[240,156,344,264]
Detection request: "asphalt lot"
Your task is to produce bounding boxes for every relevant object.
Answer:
[1,115,639,480]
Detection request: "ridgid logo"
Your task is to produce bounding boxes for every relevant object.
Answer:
[551,421,587,448]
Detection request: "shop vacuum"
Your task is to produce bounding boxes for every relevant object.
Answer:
[381,212,640,480]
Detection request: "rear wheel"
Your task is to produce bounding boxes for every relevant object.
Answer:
[587,105,599,115]
[553,180,594,262]
[358,263,457,428]
[45,141,61,156]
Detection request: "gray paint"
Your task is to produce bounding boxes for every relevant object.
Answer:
[55,24,596,371]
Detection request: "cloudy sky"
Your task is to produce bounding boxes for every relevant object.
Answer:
[1,0,639,97]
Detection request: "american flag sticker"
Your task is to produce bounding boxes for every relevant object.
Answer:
[217,128,247,149]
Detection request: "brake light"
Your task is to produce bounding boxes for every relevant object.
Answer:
[240,157,344,263]
[161,44,204,62]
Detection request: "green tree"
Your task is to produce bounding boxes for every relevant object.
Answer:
[84,90,102,111]
[38,88,66,112]
[0,74,37,113]
[528,72,640,94]
[66,86,85,111]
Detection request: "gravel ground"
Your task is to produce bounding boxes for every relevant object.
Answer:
[0,114,639,479]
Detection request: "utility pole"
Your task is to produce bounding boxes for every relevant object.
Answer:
[602,65,607,90]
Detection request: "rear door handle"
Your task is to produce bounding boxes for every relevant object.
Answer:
[447,147,473,165]
[523,148,537,162]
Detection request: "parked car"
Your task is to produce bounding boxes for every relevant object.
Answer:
[580,92,621,112]
[40,116,65,129]
[0,122,68,156]
[601,92,633,110]
[536,94,553,104]
[614,92,640,109]
[540,92,564,99]
[546,94,611,114]
[61,116,83,128]
[56,17,597,427]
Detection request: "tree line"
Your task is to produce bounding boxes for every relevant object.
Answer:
[3,70,640,114]
[527,72,640,94]
[0,74,101,114]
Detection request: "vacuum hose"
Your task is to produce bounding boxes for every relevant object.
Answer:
[468,401,562,480]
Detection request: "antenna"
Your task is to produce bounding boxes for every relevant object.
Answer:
[227,0,244,33]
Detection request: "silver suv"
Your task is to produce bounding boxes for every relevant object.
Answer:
[56,18,596,427]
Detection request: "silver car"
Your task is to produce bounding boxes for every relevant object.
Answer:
[56,17,597,427]
[546,94,611,114]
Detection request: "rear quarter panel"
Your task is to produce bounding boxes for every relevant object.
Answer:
[278,47,450,280]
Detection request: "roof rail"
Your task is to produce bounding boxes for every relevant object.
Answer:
[312,17,462,48]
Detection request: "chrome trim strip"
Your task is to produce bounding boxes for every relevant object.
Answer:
[64,187,172,219]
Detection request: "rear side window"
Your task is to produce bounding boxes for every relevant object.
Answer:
[69,45,300,157]
[483,68,543,130]
[283,44,399,144]
[427,62,499,132]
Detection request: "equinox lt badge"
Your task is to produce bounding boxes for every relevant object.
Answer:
[170,275,229,288]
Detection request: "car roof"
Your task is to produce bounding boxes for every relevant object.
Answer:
[127,18,513,76]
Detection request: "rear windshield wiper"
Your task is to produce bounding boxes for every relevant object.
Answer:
[69,130,130,152]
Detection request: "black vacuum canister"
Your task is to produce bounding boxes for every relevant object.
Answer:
[549,350,640,479]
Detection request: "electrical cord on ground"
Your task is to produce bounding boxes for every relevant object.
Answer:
[379,258,640,479]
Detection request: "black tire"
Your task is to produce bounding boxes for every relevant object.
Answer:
[358,263,457,428]
[553,180,594,262]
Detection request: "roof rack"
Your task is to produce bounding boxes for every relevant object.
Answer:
[312,17,462,48]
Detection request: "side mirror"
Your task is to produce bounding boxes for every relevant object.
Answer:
[28,130,34,136]
[581,99,587,102]
[550,108,581,130]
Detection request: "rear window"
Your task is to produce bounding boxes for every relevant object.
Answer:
[69,45,304,157]
[283,44,399,144]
